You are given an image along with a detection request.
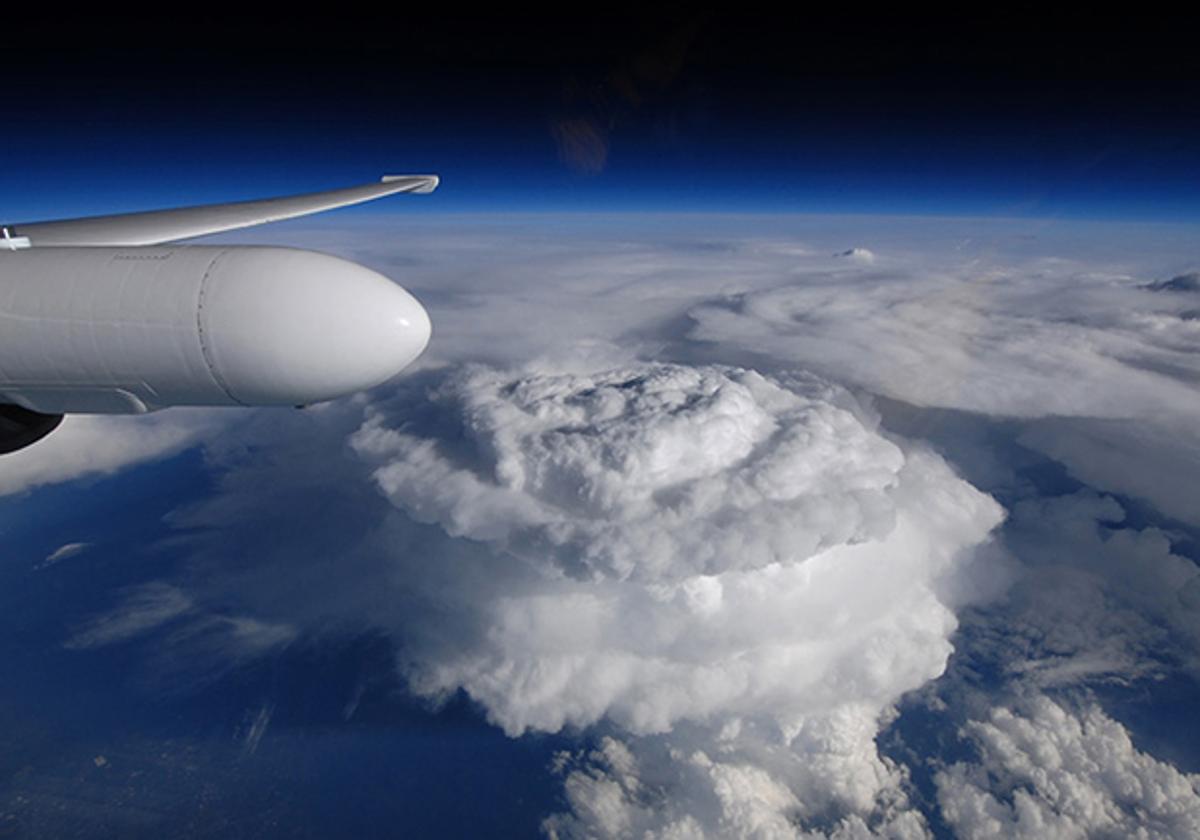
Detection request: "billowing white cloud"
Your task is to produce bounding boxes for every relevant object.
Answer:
[936,694,1200,840]
[350,360,1002,832]
[353,364,911,583]
[543,737,809,840]
[543,730,933,839]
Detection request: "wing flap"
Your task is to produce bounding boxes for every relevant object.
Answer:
[7,175,438,247]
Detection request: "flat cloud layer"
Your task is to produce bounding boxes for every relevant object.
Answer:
[687,259,1200,422]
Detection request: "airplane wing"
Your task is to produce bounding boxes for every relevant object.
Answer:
[3,175,439,247]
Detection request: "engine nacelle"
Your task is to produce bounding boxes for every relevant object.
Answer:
[0,246,431,416]
[0,404,63,454]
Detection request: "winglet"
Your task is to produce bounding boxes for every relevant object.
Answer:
[383,174,439,193]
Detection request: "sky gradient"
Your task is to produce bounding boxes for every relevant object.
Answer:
[1,9,1197,220]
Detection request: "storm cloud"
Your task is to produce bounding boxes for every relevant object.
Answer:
[342,360,1002,836]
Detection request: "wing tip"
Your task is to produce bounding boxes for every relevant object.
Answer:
[381,174,439,193]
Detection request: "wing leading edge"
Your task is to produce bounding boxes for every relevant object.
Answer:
[5,175,438,247]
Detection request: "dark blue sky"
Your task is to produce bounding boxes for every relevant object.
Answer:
[2,8,1197,220]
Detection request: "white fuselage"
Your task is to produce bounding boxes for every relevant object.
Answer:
[0,246,431,414]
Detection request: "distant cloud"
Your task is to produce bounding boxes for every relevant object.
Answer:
[65,582,193,649]
[36,541,89,570]
[936,694,1200,839]
[65,580,295,687]
[951,489,1200,699]
[1018,417,1200,525]
[687,267,1200,421]
[834,247,876,263]
[1143,272,1200,293]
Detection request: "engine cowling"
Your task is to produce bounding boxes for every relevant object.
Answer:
[0,245,431,415]
[0,404,63,454]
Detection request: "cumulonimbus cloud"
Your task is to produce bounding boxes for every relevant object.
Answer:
[351,361,1004,832]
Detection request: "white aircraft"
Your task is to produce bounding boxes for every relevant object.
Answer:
[0,175,438,454]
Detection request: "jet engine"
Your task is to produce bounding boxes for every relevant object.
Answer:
[0,174,439,455]
[0,404,63,454]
